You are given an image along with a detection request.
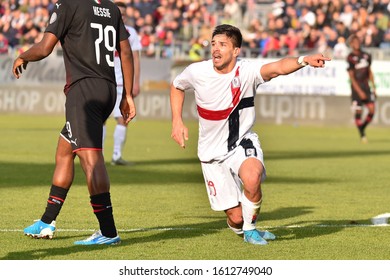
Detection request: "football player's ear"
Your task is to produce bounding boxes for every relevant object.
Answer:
[233,47,241,58]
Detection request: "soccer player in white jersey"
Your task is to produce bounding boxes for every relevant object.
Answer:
[170,24,330,245]
[104,1,142,165]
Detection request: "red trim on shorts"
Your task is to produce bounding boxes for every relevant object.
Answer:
[73,148,103,153]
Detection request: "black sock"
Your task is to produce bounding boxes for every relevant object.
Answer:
[90,192,117,238]
[362,113,374,131]
[41,185,69,224]
[355,112,365,137]
[358,125,365,137]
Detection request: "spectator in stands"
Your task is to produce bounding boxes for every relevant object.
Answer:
[242,18,263,54]
[224,0,242,27]
[0,33,9,54]
[1,0,390,59]
[315,8,331,30]
[299,5,316,27]
[349,19,361,35]
[188,37,204,61]
[284,5,301,30]
[364,23,385,47]
[280,27,300,56]
[304,27,321,50]
[143,33,157,57]
[383,20,390,47]
[262,31,281,57]
[335,20,350,39]
[339,4,354,28]
[333,36,349,58]
[376,9,389,32]
[323,25,339,48]
[274,17,288,35]
[1,21,20,48]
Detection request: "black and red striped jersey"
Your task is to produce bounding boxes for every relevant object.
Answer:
[346,50,372,93]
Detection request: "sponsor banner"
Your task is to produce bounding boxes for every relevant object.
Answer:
[257,58,390,96]
[0,85,66,113]
[0,54,66,85]
[2,54,389,96]
[0,54,171,86]
[3,87,390,126]
[135,91,390,126]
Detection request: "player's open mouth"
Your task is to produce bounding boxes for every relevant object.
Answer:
[213,54,221,62]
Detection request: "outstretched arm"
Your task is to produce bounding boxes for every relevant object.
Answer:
[170,84,188,149]
[260,53,331,82]
[12,32,59,79]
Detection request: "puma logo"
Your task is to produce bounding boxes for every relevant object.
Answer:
[70,138,78,146]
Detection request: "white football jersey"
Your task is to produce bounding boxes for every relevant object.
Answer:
[173,59,266,161]
[114,25,142,87]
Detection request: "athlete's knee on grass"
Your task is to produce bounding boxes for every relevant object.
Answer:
[225,206,243,229]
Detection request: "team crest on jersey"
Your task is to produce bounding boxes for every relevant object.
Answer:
[232,77,241,89]
[245,148,256,157]
[94,0,101,4]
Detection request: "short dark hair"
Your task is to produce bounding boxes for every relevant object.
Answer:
[212,24,242,48]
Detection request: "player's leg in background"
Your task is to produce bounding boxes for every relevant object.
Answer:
[354,106,366,140]
[362,102,375,134]
[112,116,130,164]
[111,86,132,166]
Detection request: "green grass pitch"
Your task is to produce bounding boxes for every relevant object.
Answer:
[1,114,390,260]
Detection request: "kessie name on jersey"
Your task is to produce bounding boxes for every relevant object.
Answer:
[93,6,111,18]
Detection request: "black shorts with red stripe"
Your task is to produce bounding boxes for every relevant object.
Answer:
[60,78,116,152]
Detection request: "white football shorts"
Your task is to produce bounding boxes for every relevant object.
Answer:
[200,132,266,211]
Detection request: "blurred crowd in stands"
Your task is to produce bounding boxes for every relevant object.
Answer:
[1,0,390,60]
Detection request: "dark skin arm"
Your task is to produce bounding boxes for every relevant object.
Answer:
[12,32,58,79]
[369,67,376,97]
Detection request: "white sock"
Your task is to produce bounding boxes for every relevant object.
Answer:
[241,193,262,231]
[227,219,243,235]
[112,124,127,161]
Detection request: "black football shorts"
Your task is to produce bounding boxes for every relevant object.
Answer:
[351,85,375,108]
[60,78,116,152]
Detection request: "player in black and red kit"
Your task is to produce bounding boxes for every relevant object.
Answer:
[346,34,377,143]
[12,0,136,245]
